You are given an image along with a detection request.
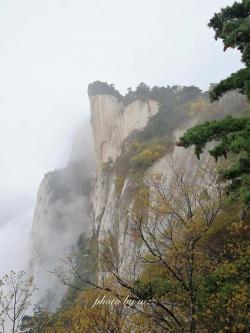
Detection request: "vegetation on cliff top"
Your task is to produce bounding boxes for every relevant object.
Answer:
[88,80,202,108]
[88,81,123,101]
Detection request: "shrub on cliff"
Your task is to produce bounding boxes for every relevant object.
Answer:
[130,143,166,171]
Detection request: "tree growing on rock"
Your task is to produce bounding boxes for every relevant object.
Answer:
[178,0,250,211]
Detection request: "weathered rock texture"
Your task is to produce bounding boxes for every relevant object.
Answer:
[90,95,158,167]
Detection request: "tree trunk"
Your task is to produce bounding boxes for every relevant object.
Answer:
[188,252,196,333]
[189,292,196,333]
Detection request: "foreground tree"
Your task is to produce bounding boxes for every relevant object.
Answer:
[177,116,250,208]
[208,0,250,101]
[0,271,36,333]
[128,164,223,332]
[178,0,250,211]
[54,162,226,332]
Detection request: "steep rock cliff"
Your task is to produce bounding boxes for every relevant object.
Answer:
[90,89,246,277]
[90,94,203,278]
[30,83,246,304]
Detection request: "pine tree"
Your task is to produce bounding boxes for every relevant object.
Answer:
[178,0,250,208]
[208,0,250,100]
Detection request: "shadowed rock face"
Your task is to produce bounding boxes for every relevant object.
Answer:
[30,160,94,309]
[30,160,93,269]
[30,123,94,310]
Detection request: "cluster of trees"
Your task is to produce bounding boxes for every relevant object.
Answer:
[19,162,249,332]
[88,80,202,111]
[123,83,201,107]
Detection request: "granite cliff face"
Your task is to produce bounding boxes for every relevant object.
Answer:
[89,94,203,278]
[90,95,161,275]
[30,84,246,304]
[30,93,165,299]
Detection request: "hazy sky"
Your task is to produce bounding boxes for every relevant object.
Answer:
[0,0,242,273]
